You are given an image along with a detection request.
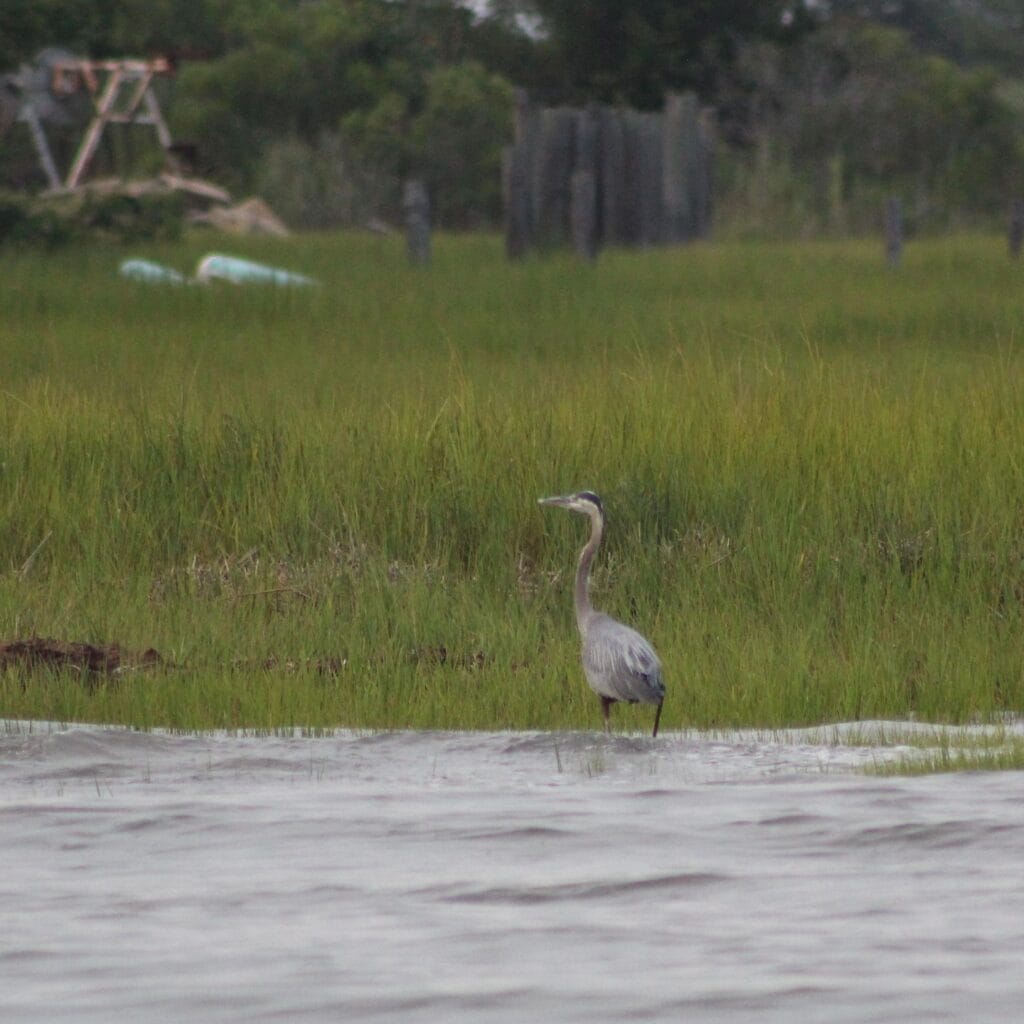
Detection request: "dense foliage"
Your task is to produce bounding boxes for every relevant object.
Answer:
[522,0,812,108]
[2,1,1024,232]
[723,17,1024,234]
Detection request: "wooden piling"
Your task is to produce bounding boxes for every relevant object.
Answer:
[402,178,431,266]
[570,170,598,262]
[662,93,693,243]
[1010,198,1024,257]
[504,144,530,260]
[885,197,903,268]
[599,108,626,247]
[502,92,712,258]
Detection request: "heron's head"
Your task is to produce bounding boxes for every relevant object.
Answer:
[538,490,604,519]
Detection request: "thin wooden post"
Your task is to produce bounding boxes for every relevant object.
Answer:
[694,107,714,239]
[513,87,531,144]
[142,85,173,150]
[620,111,646,245]
[637,112,664,247]
[402,178,431,266]
[573,107,600,259]
[1010,198,1024,257]
[885,197,903,268]
[21,103,61,190]
[66,66,124,188]
[599,108,625,247]
[532,107,575,248]
[570,170,597,261]
[662,93,690,243]
[505,89,533,259]
[504,143,530,260]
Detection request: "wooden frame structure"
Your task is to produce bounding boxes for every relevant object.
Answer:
[19,57,174,190]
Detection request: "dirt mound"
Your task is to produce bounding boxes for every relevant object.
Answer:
[1,637,346,682]
[0,637,164,679]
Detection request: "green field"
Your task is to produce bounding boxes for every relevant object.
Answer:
[2,231,1024,755]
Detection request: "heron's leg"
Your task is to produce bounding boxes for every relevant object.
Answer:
[600,696,614,733]
[652,700,663,738]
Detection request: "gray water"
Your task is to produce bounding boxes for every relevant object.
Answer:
[2,720,1023,1023]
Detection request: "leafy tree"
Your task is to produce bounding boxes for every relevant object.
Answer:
[413,61,514,226]
[521,0,812,107]
[820,1,1024,76]
[170,4,514,225]
[169,1,416,188]
[729,18,1024,231]
[1,0,232,69]
[1,1,49,72]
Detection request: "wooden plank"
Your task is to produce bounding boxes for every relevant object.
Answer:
[885,197,903,268]
[598,107,625,247]
[532,107,575,248]
[20,103,62,190]
[662,93,689,243]
[574,106,600,254]
[1010,198,1024,257]
[143,86,173,150]
[638,112,664,247]
[513,87,531,145]
[65,67,123,188]
[694,108,715,239]
[570,170,598,261]
[679,92,702,240]
[504,142,531,259]
[620,110,645,245]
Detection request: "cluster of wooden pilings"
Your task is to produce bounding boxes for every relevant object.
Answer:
[503,91,713,260]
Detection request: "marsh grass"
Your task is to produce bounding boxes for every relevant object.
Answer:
[3,232,1024,747]
[867,730,1024,774]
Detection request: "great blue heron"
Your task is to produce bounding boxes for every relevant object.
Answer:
[538,491,665,737]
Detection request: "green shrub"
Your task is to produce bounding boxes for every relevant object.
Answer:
[0,188,184,248]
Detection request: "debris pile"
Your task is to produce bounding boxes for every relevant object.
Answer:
[0,637,164,682]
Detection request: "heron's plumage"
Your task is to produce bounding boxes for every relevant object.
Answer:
[582,613,665,706]
[539,490,665,736]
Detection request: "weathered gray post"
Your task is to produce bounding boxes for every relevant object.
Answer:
[532,107,575,248]
[1010,198,1024,257]
[504,143,531,259]
[663,92,699,243]
[570,170,598,261]
[506,89,537,259]
[637,112,664,247]
[513,87,531,144]
[402,178,431,266]
[694,108,714,239]
[620,111,645,245]
[599,108,626,246]
[570,107,599,261]
[885,197,903,268]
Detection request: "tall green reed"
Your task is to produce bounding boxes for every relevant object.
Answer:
[3,232,1024,730]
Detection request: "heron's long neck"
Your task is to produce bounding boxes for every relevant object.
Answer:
[574,509,603,635]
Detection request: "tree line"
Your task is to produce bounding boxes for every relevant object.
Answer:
[2,1,1023,234]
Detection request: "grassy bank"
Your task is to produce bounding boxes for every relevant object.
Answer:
[2,232,1024,736]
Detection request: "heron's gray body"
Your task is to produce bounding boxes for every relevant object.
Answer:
[581,612,665,707]
[538,490,665,736]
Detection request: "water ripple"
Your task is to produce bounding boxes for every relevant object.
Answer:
[2,719,1023,1024]
[428,871,730,906]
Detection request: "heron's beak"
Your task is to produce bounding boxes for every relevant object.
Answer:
[538,495,573,508]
